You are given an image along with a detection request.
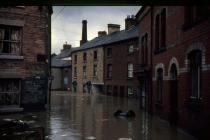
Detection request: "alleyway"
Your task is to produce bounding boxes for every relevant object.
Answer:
[1,91,197,140]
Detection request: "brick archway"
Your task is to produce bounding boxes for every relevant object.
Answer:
[168,57,180,79]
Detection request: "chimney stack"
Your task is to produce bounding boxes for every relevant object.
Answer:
[61,42,71,52]
[125,15,137,30]
[98,31,107,37]
[107,24,120,35]
[80,20,87,46]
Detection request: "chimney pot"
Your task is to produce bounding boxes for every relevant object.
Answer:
[125,15,136,30]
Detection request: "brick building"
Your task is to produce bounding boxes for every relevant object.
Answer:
[0,6,52,111]
[136,6,210,139]
[104,19,139,97]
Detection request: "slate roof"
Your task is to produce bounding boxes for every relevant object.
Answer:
[51,56,71,68]
[56,48,72,59]
[71,26,138,52]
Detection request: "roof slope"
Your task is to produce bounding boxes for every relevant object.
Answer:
[72,26,138,52]
[56,48,72,59]
[51,56,71,68]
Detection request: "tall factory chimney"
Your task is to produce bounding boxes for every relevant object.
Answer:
[80,20,87,46]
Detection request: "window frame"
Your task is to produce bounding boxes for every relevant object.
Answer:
[0,25,22,55]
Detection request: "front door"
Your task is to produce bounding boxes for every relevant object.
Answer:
[170,64,178,125]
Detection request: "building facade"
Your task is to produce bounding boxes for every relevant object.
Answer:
[104,25,139,98]
[51,43,72,91]
[71,46,104,94]
[136,6,210,139]
[0,6,52,111]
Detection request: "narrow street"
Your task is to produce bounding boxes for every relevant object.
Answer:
[1,91,196,140]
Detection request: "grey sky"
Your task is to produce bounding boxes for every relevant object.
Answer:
[52,6,141,54]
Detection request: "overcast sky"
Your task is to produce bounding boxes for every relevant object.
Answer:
[51,6,141,54]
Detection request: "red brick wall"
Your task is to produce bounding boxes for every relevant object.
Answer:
[151,6,210,138]
[104,38,139,97]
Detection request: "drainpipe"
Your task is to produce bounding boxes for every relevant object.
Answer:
[150,6,154,115]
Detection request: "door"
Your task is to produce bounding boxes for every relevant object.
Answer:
[170,64,178,125]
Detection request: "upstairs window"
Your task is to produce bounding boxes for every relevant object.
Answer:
[0,26,22,55]
[74,67,77,77]
[141,33,148,64]
[155,14,160,52]
[107,48,112,57]
[93,50,97,60]
[74,55,77,64]
[184,6,210,29]
[93,64,97,77]
[107,64,112,79]
[83,66,87,79]
[83,52,87,63]
[188,50,202,99]
[161,8,166,48]
[128,63,133,78]
[128,45,134,54]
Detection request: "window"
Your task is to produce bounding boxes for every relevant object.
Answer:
[141,34,148,64]
[93,50,97,60]
[83,52,87,63]
[161,8,166,48]
[188,50,202,99]
[93,64,97,77]
[74,55,77,64]
[107,64,112,78]
[155,14,160,51]
[157,68,163,103]
[0,79,20,105]
[107,48,112,57]
[184,6,210,29]
[37,54,46,63]
[83,66,86,78]
[127,86,134,96]
[74,67,77,77]
[128,63,133,78]
[128,45,134,54]
[0,25,22,55]
[83,84,86,93]
[107,85,112,95]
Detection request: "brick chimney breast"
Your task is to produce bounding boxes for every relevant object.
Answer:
[107,24,120,35]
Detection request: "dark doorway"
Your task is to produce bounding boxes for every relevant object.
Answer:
[169,64,178,125]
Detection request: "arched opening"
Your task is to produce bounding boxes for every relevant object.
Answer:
[169,64,178,125]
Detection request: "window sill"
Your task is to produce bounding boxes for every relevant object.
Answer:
[0,55,24,60]
[127,77,134,80]
[106,78,112,80]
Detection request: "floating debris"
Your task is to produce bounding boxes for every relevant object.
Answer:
[118,138,132,140]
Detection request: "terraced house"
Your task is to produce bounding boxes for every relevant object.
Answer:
[135,6,210,139]
[0,6,52,111]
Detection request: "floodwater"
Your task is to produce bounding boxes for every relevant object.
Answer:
[0,91,197,140]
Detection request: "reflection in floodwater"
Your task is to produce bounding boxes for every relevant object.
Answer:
[0,91,197,140]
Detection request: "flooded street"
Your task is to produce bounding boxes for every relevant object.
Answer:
[0,91,196,140]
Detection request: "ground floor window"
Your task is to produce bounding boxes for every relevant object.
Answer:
[0,79,21,105]
[127,86,134,97]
